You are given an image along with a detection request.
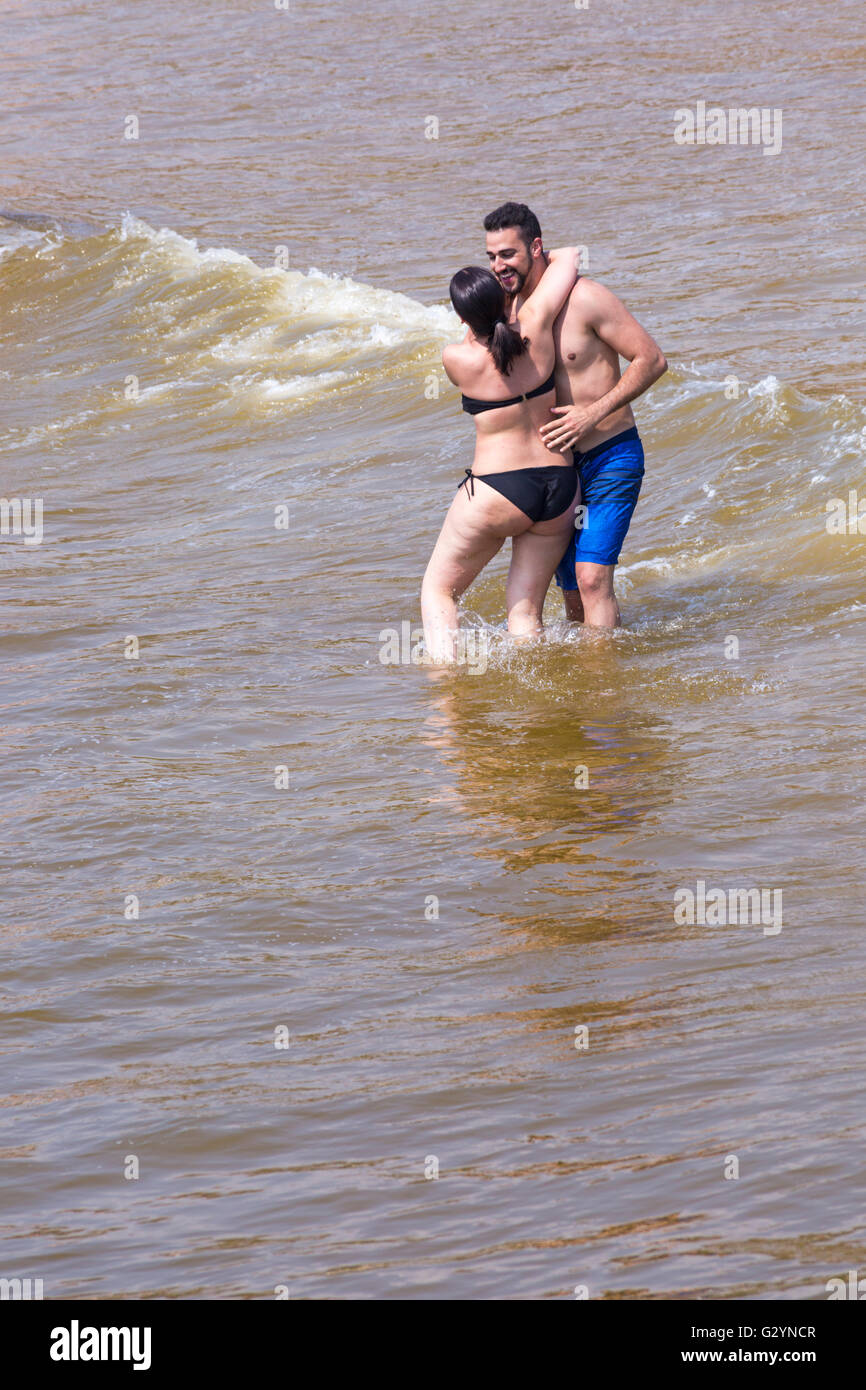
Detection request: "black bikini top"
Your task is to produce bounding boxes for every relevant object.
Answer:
[461,367,556,416]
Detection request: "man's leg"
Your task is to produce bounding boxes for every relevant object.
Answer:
[575,561,620,628]
[553,516,584,621]
[563,588,585,622]
[570,430,644,628]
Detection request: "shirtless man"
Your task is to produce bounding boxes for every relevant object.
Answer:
[483,202,667,627]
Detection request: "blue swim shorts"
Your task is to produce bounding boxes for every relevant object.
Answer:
[554,426,644,587]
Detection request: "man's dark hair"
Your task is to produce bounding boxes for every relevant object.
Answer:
[483,202,542,248]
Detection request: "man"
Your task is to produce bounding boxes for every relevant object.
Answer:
[483,202,667,627]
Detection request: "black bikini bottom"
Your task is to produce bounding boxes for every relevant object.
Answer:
[458,462,577,524]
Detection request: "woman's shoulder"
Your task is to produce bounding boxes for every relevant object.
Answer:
[442,338,475,386]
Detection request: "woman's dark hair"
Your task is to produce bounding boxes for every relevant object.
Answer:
[449,266,528,376]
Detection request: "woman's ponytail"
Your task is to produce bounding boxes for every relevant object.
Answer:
[488,317,529,375]
[449,266,529,377]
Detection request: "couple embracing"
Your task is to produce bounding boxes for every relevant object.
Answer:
[421,202,667,663]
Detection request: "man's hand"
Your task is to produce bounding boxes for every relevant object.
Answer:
[539,404,599,453]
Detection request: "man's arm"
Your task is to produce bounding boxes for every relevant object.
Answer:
[522,247,578,330]
[539,279,667,451]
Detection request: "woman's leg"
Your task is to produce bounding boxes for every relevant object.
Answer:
[506,483,581,638]
[421,482,525,663]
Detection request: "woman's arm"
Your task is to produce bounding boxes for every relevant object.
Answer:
[521,247,578,331]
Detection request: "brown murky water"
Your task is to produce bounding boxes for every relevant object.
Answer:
[1,0,864,1299]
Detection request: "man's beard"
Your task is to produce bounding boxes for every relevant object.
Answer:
[497,265,528,296]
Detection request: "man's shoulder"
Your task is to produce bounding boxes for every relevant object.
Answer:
[556,276,622,325]
[569,276,610,306]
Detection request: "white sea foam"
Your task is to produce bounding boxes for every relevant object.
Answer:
[618,556,678,579]
[748,375,782,399]
[108,214,460,408]
[20,213,860,450]
[135,382,176,401]
[252,371,350,400]
[0,219,51,260]
[116,214,457,344]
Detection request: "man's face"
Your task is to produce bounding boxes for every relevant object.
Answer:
[485,228,540,295]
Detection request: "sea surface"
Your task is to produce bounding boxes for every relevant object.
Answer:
[1,0,864,1299]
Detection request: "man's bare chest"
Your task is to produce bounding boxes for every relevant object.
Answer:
[553,301,602,372]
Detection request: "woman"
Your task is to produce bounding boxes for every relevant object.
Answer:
[421,249,580,663]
